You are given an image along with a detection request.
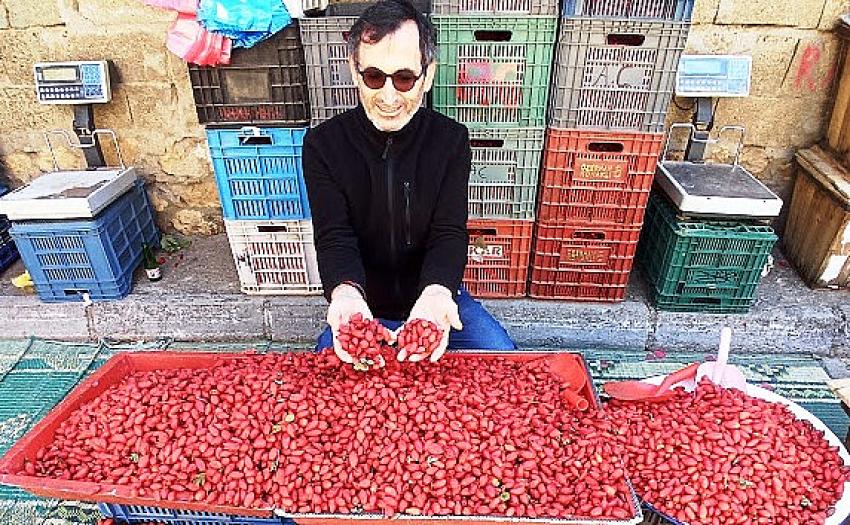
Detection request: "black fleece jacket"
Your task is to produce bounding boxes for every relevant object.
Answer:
[302,105,471,320]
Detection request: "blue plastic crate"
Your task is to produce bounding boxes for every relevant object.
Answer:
[100,503,291,525]
[9,180,159,303]
[562,0,694,21]
[641,502,687,524]
[206,127,311,221]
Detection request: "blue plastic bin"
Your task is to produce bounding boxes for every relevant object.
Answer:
[99,502,292,525]
[206,127,311,221]
[561,0,694,21]
[9,180,159,303]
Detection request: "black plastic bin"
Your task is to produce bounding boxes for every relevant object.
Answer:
[188,22,311,127]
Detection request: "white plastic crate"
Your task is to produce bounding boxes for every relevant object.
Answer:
[225,220,322,295]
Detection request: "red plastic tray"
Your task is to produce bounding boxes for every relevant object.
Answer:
[0,350,620,525]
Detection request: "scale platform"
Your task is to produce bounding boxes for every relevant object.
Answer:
[655,161,783,219]
[0,167,137,221]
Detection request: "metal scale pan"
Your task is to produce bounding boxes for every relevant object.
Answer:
[0,129,136,221]
[655,123,783,220]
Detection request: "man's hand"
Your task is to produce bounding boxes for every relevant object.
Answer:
[399,284,462,363]
[327,283,373,364]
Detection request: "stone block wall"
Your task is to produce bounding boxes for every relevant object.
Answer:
[0,0,847,234]
[0,0,221,234]
[671,0,849,233]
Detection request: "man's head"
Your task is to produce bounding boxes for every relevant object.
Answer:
[347,0,437,132]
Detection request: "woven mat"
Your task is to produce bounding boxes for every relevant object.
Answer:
[0,339,843,525]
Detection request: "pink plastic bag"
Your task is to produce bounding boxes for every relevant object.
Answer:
[142,0,198,14]
[166,13,231,66]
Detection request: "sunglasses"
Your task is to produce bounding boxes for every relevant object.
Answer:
[356,66,425,92]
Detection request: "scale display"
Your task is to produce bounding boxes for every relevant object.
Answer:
[34,61,111,104]
[676,55,751,98]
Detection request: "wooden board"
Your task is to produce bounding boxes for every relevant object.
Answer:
[786,146,850,288]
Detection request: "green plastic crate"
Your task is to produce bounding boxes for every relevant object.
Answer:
[468,127,544,219]
[432,16,557,128]
[638,193,777,313]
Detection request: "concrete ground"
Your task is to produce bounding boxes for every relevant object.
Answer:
[0,234,848,371]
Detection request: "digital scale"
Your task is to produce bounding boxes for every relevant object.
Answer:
[34,61,111,104]
[0,60,136,220]
[655,55,783,219]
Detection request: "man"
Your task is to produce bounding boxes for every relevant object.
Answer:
[303,0,515,364]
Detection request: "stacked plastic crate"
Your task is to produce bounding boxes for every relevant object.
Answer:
[529,0,693,301]
[192,23,322,295]
[431,0,558,298]
[299,6,362,127]
[300,0,430,126]
[0,174,159,303]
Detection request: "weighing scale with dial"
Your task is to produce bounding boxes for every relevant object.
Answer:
[655,55,784,219]
[0,60,137,221]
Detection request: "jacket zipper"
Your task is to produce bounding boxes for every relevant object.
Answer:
[383,136,395,258]
[403,181,412,247]
[383,136,403,304]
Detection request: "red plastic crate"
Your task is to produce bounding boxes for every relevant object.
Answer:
[464,219,534,298]
[537,128,663,226]
[0,351,611,525]
[529,221,641,301]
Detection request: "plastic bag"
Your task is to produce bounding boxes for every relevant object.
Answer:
[166,13,231,66]
[197,0,292,48]
[141,0,198,14]
[282,0,306,19]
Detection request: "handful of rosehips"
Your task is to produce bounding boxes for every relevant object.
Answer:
[336,315,443,370]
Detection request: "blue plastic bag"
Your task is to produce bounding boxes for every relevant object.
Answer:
[197,0,292,48]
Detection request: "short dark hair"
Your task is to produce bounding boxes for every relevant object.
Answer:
[346,0,437,67]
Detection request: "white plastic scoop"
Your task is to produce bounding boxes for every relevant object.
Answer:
[695,327,748,390]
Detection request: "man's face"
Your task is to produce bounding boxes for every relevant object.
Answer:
[348,20,436,132]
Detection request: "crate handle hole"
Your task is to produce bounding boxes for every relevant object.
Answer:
[574,231,605,240]
[63,289,89,296]
[468,228,498,237]
[587,142,625,153]
[606,33,646,46]
[239,135,273,146]
[258,225,292,233]
[470,139,504,148]
[692,297,723,305]
[474,30,512,42]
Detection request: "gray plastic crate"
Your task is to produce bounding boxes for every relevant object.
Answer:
[299,16,360,126]
[326,0,430,15]
[562,0,694,21]
[548,19,690,132]
[433,0,557,15]
[299,15,426,126]
[468,127,544,219]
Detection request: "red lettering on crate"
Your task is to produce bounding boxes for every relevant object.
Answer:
[573,158,629,183]
[216,106,254,122]
[560,245,610,266]
[215,105,287,123]
[254,105,286,121]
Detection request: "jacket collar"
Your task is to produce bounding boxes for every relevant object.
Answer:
[353,103,425,148]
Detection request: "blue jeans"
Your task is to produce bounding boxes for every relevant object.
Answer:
[315,288,516,352]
